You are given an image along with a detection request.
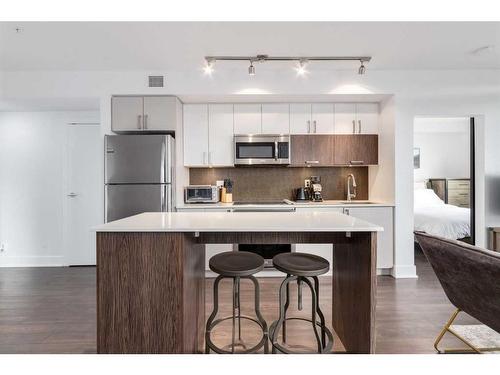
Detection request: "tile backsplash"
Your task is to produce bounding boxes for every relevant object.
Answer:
[189,167,368,202]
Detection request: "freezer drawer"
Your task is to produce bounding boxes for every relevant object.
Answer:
[105,184,172,222]
[105,135,173,184]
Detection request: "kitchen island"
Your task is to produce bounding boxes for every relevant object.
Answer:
[94,211,383,354]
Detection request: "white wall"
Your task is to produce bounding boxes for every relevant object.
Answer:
[0,111,99,266]
[414,117,470,182]
[1,68,500,276]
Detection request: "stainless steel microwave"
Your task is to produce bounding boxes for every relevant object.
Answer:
[234,134,291,165]
[184,185,219,203]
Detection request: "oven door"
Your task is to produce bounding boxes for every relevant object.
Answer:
[234,135,290,165]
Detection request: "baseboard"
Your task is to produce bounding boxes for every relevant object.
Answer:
[391,264,418,279]
[0,255,64,267]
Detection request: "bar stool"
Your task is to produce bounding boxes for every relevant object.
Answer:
[269,252,334,354]
[205,251,269,354]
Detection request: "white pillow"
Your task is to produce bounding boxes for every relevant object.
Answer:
[414,181,427,190]
[414,189,444,208]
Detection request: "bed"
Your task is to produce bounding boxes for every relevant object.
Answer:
[414,187,470,240]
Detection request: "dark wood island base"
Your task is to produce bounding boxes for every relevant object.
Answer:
[96,231,376,354]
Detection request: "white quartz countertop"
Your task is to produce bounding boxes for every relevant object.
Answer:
[94,211,384,233]
[176,200,394,210]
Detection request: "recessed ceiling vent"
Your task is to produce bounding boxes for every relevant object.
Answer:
[148,75,164,88]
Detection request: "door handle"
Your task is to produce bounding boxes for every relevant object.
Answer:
[358,120,362,134]
[144,114,148,129]
[352,120,356,134]
[137,115,142,129]
[67,192,78,198]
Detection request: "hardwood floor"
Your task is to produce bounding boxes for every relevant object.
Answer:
[0,250,479,354]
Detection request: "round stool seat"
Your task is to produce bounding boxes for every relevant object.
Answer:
[273,252,329,277]
[209,251,265,277]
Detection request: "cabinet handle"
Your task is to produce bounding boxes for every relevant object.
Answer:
[305,160,320,164]
[352,120,356,134]
[307,120,311,133]
[349,160,364,165]
[144,114,148,129]
[208,151,212,164]
[358,120,362,134]
[203,151,207,165]
[313,120,317,133]
[137,115,142,129]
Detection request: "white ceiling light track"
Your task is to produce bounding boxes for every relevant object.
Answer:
[204,54,371,76]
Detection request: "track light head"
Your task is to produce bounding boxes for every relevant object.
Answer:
[358,61,366,75]
[248,61,256,76]
[203,58,215,75]
[296,59,309,76]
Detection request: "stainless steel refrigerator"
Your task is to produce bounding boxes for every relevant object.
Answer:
[105,134,174,222]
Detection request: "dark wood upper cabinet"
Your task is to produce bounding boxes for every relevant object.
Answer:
[290,134,378,167]
[333,135,378,166]
[290,135,334,166]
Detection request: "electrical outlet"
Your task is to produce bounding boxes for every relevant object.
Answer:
[304,179,311,188]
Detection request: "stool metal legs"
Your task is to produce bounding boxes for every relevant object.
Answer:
[269,275,334,354]
[205,275,268,354]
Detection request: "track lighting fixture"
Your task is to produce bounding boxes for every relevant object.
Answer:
[203,58,215,75]
[204,54,371,76]
[248,61,256,76]
[358,61,366,75]
[296,59,309,76]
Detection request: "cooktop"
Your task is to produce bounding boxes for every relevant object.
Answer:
[233,200,291,205]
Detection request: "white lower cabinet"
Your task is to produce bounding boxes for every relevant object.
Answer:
[344,206,394,269]
[295,206,394,270]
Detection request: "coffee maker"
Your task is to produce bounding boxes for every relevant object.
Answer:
[309,176,323,202]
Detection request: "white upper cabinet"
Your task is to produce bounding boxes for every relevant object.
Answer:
[183,104,209,166]
[311,103,335,134]
[355,103,379,134]
[112,96,144,132]
[261,104,290,134]
[234,104,262,134]
[290,103,312,134]
[334,103,357,134]
[334,103,379,134]
[143,97,177,132]
[208,104,234,166]
[112,96,180,132]
[290,103,335,134]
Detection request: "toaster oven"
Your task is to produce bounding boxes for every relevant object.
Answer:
[184,185,219,203]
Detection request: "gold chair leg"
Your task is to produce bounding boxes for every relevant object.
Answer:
[434,308,483,354]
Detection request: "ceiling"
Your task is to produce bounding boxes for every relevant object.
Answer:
[0,22,499,71]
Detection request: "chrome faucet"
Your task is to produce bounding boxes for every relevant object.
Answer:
[347,174,357,201]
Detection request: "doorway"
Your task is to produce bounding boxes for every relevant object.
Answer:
[413,117,476,244]
[63,122,101,265]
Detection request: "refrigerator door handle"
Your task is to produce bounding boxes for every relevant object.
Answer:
[161,185,166,212]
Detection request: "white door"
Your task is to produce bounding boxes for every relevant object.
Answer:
[311,103,335,134]
[111,96,144,132]
[346,207,394,269]
[334,103,356,134]
[234,104,262,134]
[64,123,102,265]
[261,104,290,134]
[208,104,234,166]
[356,103,379,134]
[290,103,312,134]
[143,96,177,132]
[183,104,209,166]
